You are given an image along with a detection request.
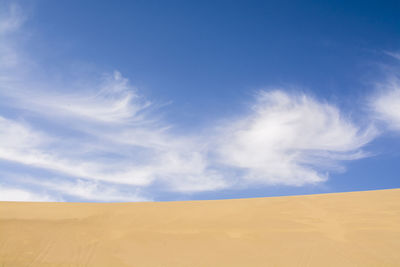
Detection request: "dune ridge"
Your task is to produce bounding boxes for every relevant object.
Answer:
[1,188,400,266]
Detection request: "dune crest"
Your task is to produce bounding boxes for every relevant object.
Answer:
[1,189,400,266]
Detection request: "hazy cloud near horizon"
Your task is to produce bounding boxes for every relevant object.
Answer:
[0,3,396,201]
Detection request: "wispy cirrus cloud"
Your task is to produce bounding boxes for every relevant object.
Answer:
[2,71,151,125]
[0,4,379,201]
[370,52,400,133]
[371,78,400,132]
[217,90,377,186]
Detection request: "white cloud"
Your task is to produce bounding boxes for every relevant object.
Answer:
[56,180,148,202]
[0,79,226,194]
[371,78,400,132]
[3,71,151,124]
[217,90,377,186]
[0,185,56,202]
[0,116,155,186]
[30,179,149,202]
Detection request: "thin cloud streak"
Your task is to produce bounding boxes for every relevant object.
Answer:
[385,51,400,61]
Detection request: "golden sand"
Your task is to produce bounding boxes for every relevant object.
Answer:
[1,188,400,266]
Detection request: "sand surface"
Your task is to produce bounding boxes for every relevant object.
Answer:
[1,188,400,266]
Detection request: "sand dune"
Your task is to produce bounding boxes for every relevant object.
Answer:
[1,189,400,266]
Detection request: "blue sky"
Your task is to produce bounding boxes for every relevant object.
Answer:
[0,0,399,202]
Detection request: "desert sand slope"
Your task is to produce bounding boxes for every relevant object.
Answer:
[1,189,400,267]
